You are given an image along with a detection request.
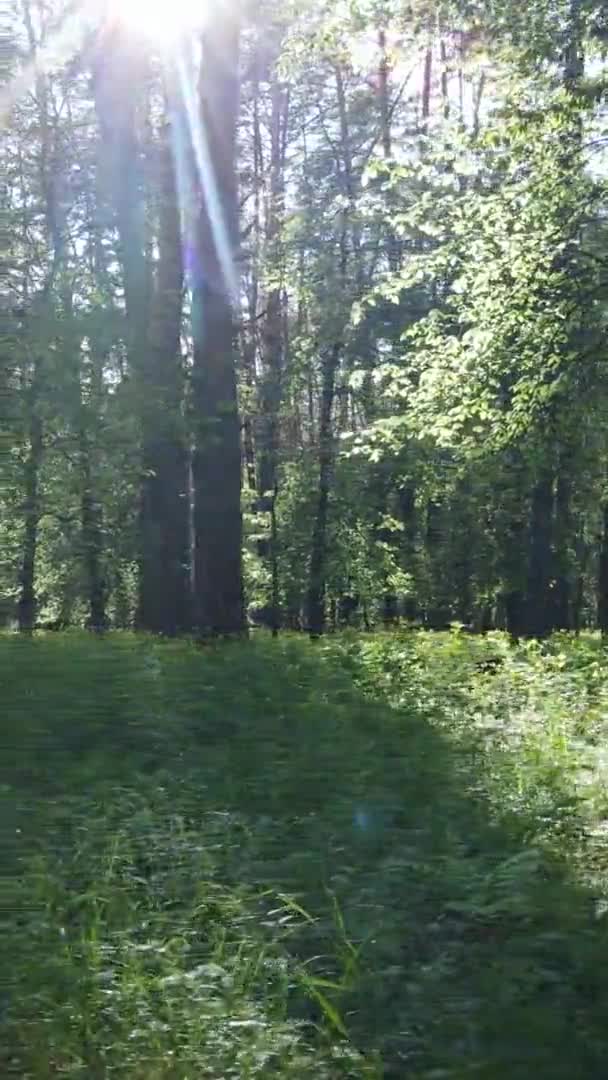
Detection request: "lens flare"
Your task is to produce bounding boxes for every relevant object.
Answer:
[108,0,205,42]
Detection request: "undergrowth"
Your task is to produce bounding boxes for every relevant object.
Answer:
[2,629,608,1078]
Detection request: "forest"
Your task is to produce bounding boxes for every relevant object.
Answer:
[2,0,608,1077]
[2,0,606,638]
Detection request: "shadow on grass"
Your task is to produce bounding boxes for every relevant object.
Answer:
[2,631,608,1078]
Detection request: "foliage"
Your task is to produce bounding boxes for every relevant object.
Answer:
[4,631,608,1076]
[2,0,607,636]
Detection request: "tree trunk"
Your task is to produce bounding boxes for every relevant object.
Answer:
[241,67,261,493]
[17,377,42,633]
[307,342,341,638]
[138,112,190,635]
[553,468,572,630]
[307,67,354,639]
[78,416,107,631]
[399,482,418,620]
[16,11,56,634]
[258,73,288,635]
[191,16,245,636]
[502,505,528,640]
[524,469,555,639]
[92,29,149,373]
[93,29,162,629]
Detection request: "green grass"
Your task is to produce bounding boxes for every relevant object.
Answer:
[3,629,608,1078]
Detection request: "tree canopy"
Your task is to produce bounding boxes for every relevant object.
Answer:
[1,0,607,638]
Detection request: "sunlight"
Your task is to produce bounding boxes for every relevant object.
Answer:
[108,0,207,42]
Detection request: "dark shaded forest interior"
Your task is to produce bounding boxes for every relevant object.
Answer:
[2,0,608,1077]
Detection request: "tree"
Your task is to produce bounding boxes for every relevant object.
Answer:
[191,16,246,636]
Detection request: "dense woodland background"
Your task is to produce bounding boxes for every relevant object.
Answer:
[2,0,608,638]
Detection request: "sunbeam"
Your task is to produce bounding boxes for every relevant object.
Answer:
[174,47,239,304]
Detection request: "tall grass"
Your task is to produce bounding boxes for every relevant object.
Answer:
[2,629,608,1077]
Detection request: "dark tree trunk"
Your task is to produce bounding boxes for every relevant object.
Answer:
[371,463,399,626]
[93,30,165,630]
[138,113,190,635]
[453,516,473,626]
[503,517,527,639]
[399,483,418,620]
[425,499,451,628]
[258,74,288,637]
[78,417,107,631]
[307,343,341,638]
[17,12,57,634]
[241,68,261,493]
[17,383,42,633]
[524,469,555,639]
[553,469,573,630]
[93,31,149,372]
[191,16,245,637]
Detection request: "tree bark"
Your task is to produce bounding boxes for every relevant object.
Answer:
[241,66,262,493]
[524,468,555,639]
[553,467,573,629]
[138,112,190,635]
[17,5,58,633]
[78,414,107,631]
[258,71,288,635]
[17,373,42,633]
[191,15,245,636]
[307,342,341,637]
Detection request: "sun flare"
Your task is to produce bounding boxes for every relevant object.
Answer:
[108,0,206,42]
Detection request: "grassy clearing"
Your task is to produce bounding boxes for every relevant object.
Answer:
[3,630,608,1078]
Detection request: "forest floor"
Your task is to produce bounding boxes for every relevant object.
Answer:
[3,630,608,1079]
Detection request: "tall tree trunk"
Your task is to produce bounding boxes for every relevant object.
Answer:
[78,414,106,631]
[138,111,190,635]
[191,16,245,636]
[524,468,555,639]
[522,0,583,640]
[376,27,407,622]
[93,29,161,628]
[241,66,262,493]
[553,467,573,629]
[17,6,58,633]
[258,73,288,635]
[307,342,341,638]
[499,451,529,638]
[306,66,354,639]
[399,482,418,620]
[93,30,149,375]
[17,371,42,633]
